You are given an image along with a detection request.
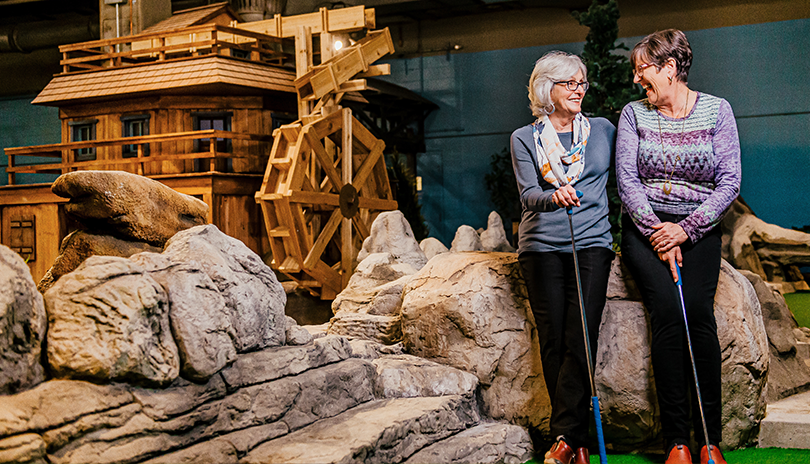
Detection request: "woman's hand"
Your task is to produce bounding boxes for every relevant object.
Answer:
[551,185,581,209]
[650,222,688,252]
[658,246,683,283]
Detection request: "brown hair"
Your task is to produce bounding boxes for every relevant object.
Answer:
[631,29,693,83]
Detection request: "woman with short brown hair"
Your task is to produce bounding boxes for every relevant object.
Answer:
[617,29,740,464]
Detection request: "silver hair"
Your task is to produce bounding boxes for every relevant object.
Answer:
[528,51,588,118]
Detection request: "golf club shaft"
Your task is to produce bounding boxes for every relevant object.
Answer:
[567,193,608,463]
[675,265,714,464]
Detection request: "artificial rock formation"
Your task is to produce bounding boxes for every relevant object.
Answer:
[356,210,428,271]
[162,225,287,353]
[45,256,181,386]
[37,231,161,293]
[419,237,449,260]
[330,211,427,345]
[43,224,286,387]
[722,197,810,292]
[40,171,208,292]
[401,252,549,430]
[399,251,769,450]
[52,170,208,246]
[0,245,46,395]
[598,259,769,450]
[450,225,484,252]
[739,269,810,401]
[329,253,416,344]
[479,211,516,252]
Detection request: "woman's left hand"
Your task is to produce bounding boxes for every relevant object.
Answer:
[650,222,688,252]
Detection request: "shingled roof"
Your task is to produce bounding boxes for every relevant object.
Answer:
[141,2,240,34]
[32,56,295,106]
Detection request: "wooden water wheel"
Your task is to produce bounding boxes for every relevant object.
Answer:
[256,107,396,299]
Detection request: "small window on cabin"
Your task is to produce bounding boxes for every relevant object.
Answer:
[193,111,232,172]
[69,119,98,161]
[121,114,151,158]
[193,112,232,153]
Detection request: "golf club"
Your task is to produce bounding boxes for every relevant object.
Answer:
[566,190,608,464]
[675,264,715,464]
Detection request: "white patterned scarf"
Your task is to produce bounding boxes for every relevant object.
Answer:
[531,113,590,188]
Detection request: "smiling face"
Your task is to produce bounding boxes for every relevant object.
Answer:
[633,60,669,106]
[549,70,586,120]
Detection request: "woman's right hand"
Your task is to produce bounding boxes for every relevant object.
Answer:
[658,245,683,283]
[552,184,581,208]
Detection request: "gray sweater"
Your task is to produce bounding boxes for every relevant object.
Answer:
[510,117,615,253]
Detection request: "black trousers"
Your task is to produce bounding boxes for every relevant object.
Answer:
[621,212,723,449]
[519,246,614,449]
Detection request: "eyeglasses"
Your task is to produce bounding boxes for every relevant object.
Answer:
[554,80,589,92]
[634,62,656,76]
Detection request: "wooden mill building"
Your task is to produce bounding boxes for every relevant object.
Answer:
[0,3,432,287]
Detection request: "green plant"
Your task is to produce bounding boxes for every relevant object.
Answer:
[573,0,644,250]
[484,147,521,227]
[387,152,429,241]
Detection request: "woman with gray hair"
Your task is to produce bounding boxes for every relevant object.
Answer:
[511,50,616,464]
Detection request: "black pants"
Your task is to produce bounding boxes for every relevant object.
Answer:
[621,212,723,449]
[519,246,614,449]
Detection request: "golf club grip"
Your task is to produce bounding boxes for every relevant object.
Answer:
[566,190,584,215]
[676,263,683,287]
[592,396,608,463]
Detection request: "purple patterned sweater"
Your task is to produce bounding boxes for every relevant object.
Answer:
[616,92,741,243]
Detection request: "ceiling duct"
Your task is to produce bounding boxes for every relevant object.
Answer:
[0,18,99,53]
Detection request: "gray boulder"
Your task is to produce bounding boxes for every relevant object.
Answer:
[130,252,237,382]
[51,170,208,246]
[357,210,428,270]
[737,270,810,401]
[450,225,484,252]
[0,245,46,394]
[44,256,180,386]
[420,237,449,261]
[401,252,548,430]
[163,225,286,352]
[405,422,533,464]
[480,211,516,252]
[372,354,479,398]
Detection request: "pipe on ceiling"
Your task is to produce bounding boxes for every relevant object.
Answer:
[0,17,99,53]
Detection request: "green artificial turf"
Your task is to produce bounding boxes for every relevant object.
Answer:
[524,447,810,463]
[784,290,810,329]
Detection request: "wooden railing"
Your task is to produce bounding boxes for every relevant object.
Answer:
[59,24,293,74]
[4,130,274,185]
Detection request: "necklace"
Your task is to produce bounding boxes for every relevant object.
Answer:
[656,89,690,195]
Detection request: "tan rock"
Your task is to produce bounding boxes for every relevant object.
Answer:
[51,170,208,246]
[44,256,180,386]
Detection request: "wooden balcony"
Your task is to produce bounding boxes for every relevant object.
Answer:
[4,129,274,185]
[58,23,293,74]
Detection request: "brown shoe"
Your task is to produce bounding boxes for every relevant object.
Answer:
[544,437,574,464]
[700,445,727,464]
[574,447,590,464]
[665,444,692,464]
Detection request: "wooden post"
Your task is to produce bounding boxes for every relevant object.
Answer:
[7,153,14,185]
[295,26,313,118]
[341,108,353,288]
[209,137,217,172]
[137,144,144,176]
